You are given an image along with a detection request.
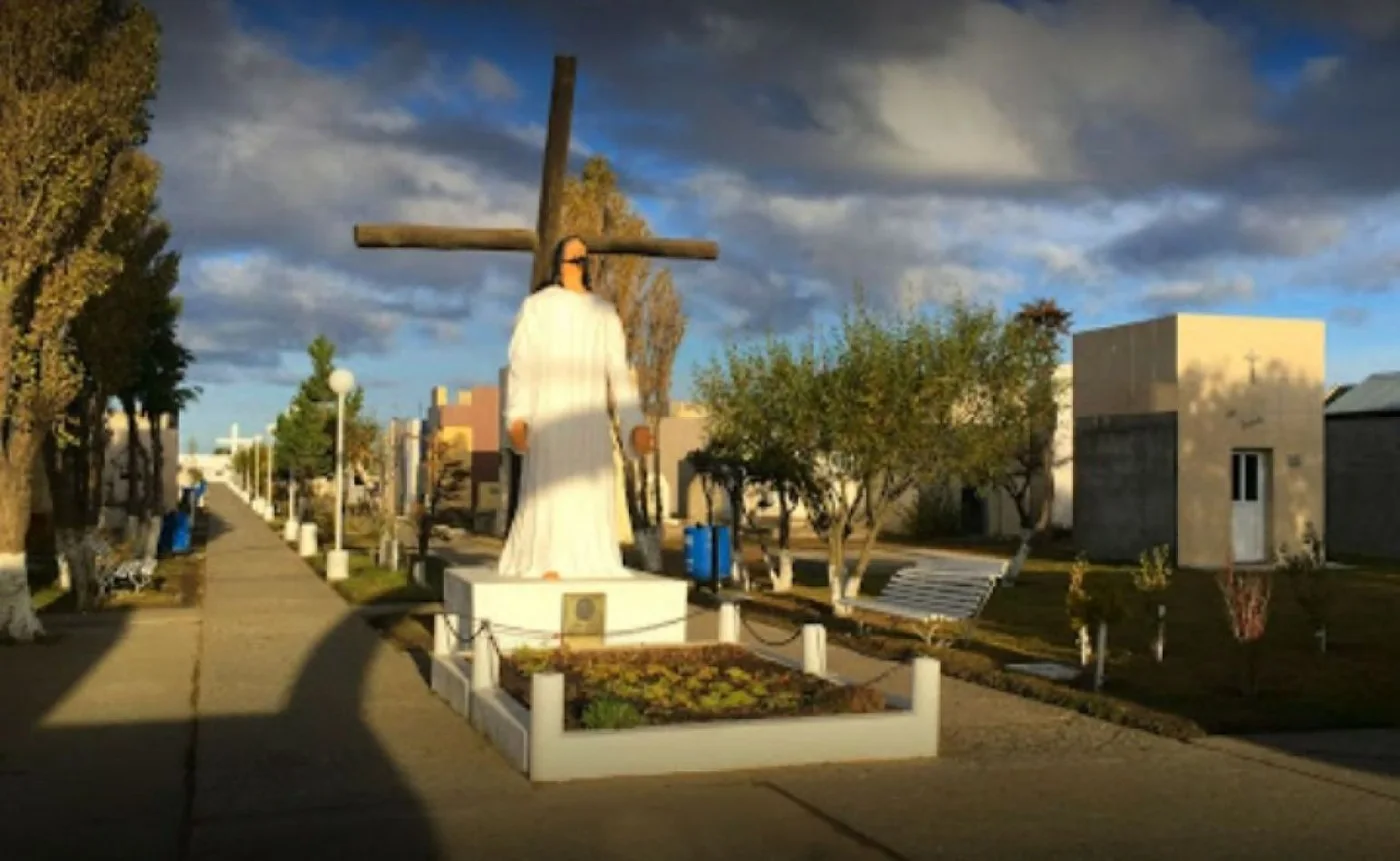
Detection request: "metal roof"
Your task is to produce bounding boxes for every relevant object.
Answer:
[1326,372,1400,416]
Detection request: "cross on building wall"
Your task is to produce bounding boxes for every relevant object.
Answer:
[1244,349,1261,384]
[353,55,722,536]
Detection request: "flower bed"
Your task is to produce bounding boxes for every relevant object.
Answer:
[499,643,886,730]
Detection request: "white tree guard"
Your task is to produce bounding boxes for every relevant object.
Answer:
[0,552,44,642]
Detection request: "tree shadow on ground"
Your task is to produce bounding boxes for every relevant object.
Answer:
[0,485,451,859]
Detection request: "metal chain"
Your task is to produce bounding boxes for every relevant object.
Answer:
[438,606,709,645]
[845,659,907,690]
[739,614,806,646]
[454,612,906,693]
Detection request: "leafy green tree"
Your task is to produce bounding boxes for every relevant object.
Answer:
[0,0,160,638]
[275,336,376,517]
[45,157,168,605]
[135,293,199,519]
[699,302,1038,611]
[694,338,817,592]
[978,298,1072,583]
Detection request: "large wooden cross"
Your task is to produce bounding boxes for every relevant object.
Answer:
[353,55,721,534]
[353,55,720,283]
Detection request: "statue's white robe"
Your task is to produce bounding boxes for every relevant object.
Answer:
[498,285,645,579]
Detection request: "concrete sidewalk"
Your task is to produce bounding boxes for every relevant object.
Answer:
[2,484,1398,860]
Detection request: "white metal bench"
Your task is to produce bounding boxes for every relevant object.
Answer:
[909,555,1010,580]
[837,568,999,645]
[95,557,157,599]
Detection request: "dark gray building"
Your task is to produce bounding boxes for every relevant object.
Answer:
[1326,372,1400,560]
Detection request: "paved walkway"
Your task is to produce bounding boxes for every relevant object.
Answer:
[2,485,1398,860]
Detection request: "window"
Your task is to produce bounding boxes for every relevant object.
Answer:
[1231,451,1261,503]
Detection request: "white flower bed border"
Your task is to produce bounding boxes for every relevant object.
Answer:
[429,602,942,783]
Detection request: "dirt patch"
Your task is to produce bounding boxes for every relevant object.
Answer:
[500,643,886,731]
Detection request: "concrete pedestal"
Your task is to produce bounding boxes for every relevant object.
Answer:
[442,566,689,654]
[297,523,318,557]
[283,518,300,543]
[326,548,350,582]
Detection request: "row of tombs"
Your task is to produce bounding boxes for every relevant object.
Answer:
[387,311,1397,569]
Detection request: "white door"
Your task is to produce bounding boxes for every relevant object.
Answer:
[1230,451,1268,563]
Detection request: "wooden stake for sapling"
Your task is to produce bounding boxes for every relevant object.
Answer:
[1078,625,1092,667]
[1093,621,1107,692]
[1153,604,1166,663]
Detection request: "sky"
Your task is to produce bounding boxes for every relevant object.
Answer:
[146,0,1400,451]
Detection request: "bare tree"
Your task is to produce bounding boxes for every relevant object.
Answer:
[559,156,687,571]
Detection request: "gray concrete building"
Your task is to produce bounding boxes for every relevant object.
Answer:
[1325,372,1400,560]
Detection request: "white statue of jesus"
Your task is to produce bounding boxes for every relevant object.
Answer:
[497,236,652,580]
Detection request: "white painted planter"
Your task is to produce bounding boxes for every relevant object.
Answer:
[283,518,300,543]
[326,549,350,582]
[429,604,941,783]
[297,523,318,557]
[0,552,44,642]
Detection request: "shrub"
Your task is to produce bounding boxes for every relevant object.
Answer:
[581,696,646,730]
[1217,558,1273,696]
[1066,554,1131,633]
[907,485,962,539]
[1277,523,1332,653]
[1133,544,1173,594]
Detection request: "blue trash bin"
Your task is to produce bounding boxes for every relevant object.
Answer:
[170,510,193,554]
[158,511,177,555]
[683,525,732,584]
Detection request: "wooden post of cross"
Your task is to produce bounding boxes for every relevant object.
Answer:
[353,54,721,536]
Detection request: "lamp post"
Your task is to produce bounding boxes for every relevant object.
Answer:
[326,367,356,581]
[281,410,300,542]
[264,422,276,522]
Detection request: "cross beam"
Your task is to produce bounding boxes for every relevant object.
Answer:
[351,55,721,284]
[353,225,717,260]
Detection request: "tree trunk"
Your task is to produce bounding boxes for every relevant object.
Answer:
[0,450,44,642]
[149,411,166,516]
[1003,527,1034,585]
[122,396,143,519]
[44,411,98,610]
[827,516,850,616]
[771,494,794,593]
[651,441,665,541]
[844,510,887,603]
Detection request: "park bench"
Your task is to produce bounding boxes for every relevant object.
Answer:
[837,567,999,646]
[909,554,1010,581]
[95,557,158,600]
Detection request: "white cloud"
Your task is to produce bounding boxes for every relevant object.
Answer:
[1141,273,1255,311]
[465,57,519,101]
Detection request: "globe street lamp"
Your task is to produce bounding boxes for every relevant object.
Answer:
[326,367,356,582]
[264,422,277,523]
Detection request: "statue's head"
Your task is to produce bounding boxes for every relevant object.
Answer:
[550,235,591,292]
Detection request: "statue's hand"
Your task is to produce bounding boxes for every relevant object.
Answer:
[630,425,654,458]
[509,419,529,453]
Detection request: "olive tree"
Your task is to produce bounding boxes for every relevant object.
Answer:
[699,302,1036,611]
[694,339,815,592]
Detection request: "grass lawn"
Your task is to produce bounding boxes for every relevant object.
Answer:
[283,516,446,655]
[660,527,1400,738]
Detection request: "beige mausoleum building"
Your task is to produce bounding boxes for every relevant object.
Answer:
[1073,313,1325,569]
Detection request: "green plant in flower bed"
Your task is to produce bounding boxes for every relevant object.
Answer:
[500,644,885,730]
